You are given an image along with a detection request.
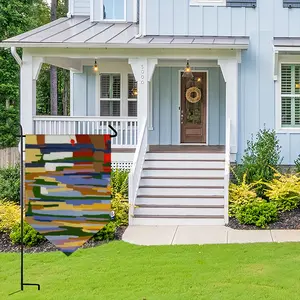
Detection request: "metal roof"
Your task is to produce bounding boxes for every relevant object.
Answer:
[274,37,300,47]
[1,17,250,49]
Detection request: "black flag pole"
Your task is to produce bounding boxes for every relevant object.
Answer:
[16,124,40,291]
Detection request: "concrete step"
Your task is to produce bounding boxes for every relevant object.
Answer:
[145,152,225,161]
[131,217,225,226]
[143,160,225,169]
[142,168,224,178]
[135,196,224,206]
[139,177,224,187]
[134,207,224,216]
[138,187,224,197]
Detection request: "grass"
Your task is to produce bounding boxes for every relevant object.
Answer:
[1,241,300,299]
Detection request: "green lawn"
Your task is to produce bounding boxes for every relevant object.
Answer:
[1,241,300,300]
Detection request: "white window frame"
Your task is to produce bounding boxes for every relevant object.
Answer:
[190,0,226,6]
[276,59,300,133]
[99,72,122,117]
[100,0,127,22]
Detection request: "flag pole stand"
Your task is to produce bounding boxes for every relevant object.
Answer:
[17,124,40,291]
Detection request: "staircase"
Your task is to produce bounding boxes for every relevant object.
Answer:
[131,147,226,225]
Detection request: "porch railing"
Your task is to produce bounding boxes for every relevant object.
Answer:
[224,118,231,225]
[128,119,148,225]
[33,116,138,148]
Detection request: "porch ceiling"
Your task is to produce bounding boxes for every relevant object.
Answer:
[1,17,250,50]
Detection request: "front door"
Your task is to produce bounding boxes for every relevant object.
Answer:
[180,72,207,143]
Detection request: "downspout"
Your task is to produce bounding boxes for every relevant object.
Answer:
[135,0,144,38]
[11,47,22,66]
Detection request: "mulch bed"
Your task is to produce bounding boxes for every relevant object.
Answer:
[0,226,127,254]
[227,207,300,230]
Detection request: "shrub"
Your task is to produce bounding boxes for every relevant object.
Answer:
[295,155,300,174]
[229,172,263,217]
[111,168,129,198]
[233,127,282,197]
[264,169,300,212]
[10,222,45,247]
[111,191,129,226]
[0,200,20,233]
[93,222,117,242]
[236,201,278,228]
[0,165,20,203]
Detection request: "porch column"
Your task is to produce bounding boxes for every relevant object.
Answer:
[20,52,43,134]
[129,58,157,138]
[218,58,239,154]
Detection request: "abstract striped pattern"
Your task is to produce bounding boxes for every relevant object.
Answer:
[25,135,111,255]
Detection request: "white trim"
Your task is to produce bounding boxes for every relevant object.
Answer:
[142,0,146,36]
[177,69,209,146]
[70,70,74,116]
[148,80,153,130]
[23,48,240,59]
[99,0,127,22]
[190,0,226,6]
[68,0,74,17]
[133,0,138,23]
[275,60,300,133]
[90,0,94,22]
[3,42,249,50]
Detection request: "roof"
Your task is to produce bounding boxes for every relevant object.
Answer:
[1,17,249,49]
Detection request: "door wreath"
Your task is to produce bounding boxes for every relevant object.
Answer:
[186,87,201,103]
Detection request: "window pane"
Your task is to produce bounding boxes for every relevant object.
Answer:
[100,74,110,98]
[128,101,137,117]
[281,65,292,95]
[281,97,292,126]
[100,100,120,117]
[295,98,300,126]
[100,74,121,99]
[128,74,137,99]
[103,0,124,20]
[296,65,300,95]
[112,74,121,99]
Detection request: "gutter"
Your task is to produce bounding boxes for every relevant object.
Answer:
[135,0,143,38]
[10,47,22,66]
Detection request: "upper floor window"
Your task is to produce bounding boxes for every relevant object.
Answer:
[103,0,125,20]
[280,64,300,128]
[190,0,226,6]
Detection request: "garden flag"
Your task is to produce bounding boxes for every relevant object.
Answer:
[24,134,112,255]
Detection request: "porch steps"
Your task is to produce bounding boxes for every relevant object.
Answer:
[131,150,226,226]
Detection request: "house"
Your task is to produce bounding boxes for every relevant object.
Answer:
[2,0,300,226]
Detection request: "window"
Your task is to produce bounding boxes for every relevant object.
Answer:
[190,0,226,6]
[190,0,256,7]
[100,74,121,117]
[103,0,125,20]
[127,74,137,117]
[280,64,300,128]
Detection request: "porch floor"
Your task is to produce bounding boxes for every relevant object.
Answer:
[149,145,225,153]
[122,226,300,246]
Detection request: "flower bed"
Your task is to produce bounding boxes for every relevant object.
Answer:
[228,128,300,229]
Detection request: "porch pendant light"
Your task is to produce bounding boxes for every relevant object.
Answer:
[93,60,98,72]
[182,60,194,78]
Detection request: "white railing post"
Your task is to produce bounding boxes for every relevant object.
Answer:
[128,119,148,225]
[224,118,231,225]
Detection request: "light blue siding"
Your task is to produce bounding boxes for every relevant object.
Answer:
[72,67,96,116]
[148,67,226,146]
[144,0,300,164]
[73,0,90,16]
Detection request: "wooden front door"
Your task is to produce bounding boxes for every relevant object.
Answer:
[180,72,207,143]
